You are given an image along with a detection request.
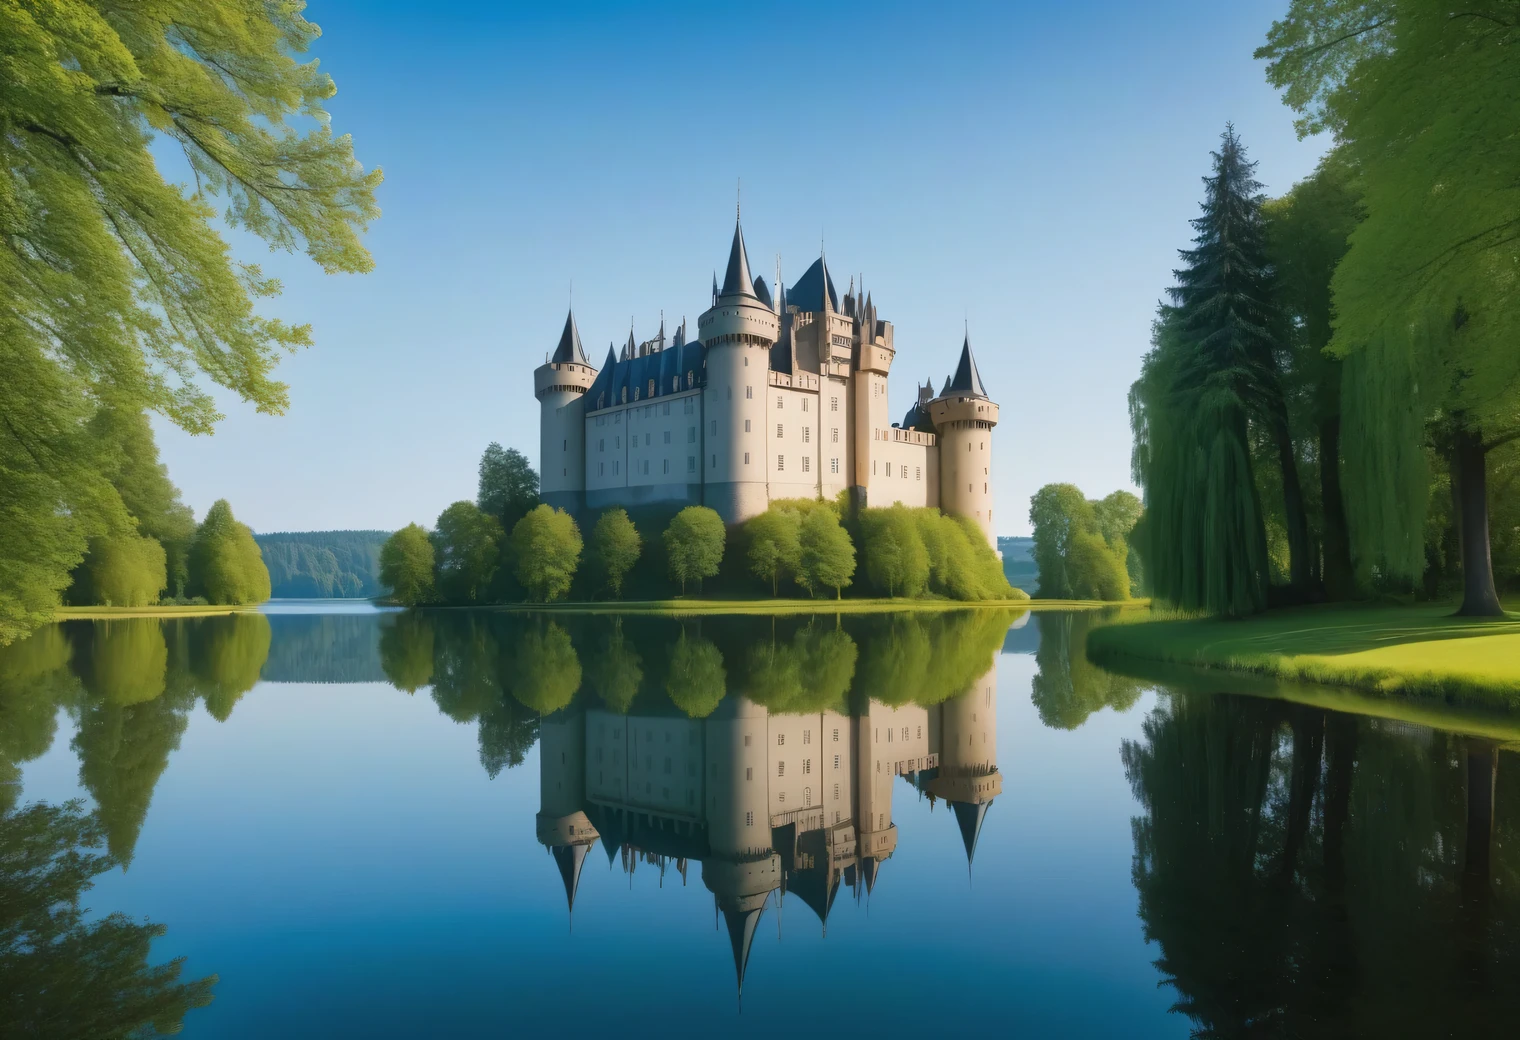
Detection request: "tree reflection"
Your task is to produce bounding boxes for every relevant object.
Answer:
[581,618,642,714]
[666,632,726,719]
[0,799,215,1035]
[189,613,272,721]
[0,628,80,813]
[379,611,434,692]
[1124,690,1520,1035]
[1031,611,1142,729]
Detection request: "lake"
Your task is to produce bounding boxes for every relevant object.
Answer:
[3,605,1518,1037]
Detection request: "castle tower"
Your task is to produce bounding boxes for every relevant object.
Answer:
[850,284,897,505]
[536,708,600,915]
[929,333,999,546]
[928,666,1001,866]
[536,309,597,514]
[701,695,781,997]
[697,219,780,523]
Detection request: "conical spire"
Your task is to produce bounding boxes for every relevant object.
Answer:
[550,308,588,365]
[950,800,992,865]
[946,330,988,398]
[550,843,591,913]
[719,219,758,299]
[723,902,767,998]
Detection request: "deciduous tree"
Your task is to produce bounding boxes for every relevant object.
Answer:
[743,508,802,595]
[187,501,270,605]
[379,524,436,606]
[510,505,582,603]
[432,502,503,605]
[477,443,540,531]
[589,509,641,599]
[663,507,725,595]
[797,508,855,599]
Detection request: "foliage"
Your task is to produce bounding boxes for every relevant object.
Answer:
[1030,612,1142,728]
[912,510,1015,601]
[1067,529,1131,601]
[71,533,168,608]
[742,625,858,714]
[379,524,436,606]
[88,408,197,597]
[256,530,390,599]
[187,500,270,605]
[581,618,642,713]
[1029,484,1097,599]
[859,505,930,597]
[666,632,726,718]
[506,622,582,715]
[379,612,435,692]
[663,506,726,594]
[189,613,271,721]
[477,443,540,531]
[797,508,856,599]
[0,0,378,644]
[743,508,802,595]
[0,800,216,1035]
[589,509,641,599]
[432,501,503,605]
[510,505,582,603]
[1262,2,1520,614]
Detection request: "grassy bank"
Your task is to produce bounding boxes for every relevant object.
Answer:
[1088,600,1520,704]
[53,605,250,620]
[473,596,1145,616]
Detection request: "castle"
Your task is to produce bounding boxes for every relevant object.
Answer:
[535,663,1000,996]
[534,217,1001,546]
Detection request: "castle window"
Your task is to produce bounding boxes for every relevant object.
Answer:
[832,428,838,443]
[802,457,810,472]
[804,730,810,744]
[803,427,810,443]
[873,461,877,474]
[598,394,605,409]
[802,399,809,413]
[804,759,811,775]
[746,385,753,399]
[663,402,670,416]
[744,452,750,465]
[744,419,751,433]
[711,420,717,435]
[615,462,620,474]
[688,456,695,473]
[778,734,784,745]
[834,756,840,769]
[599,439,604,452]
[778,762,785,777]
[663,459,670,474]
[673,376,679,392]
[831,458,839,474]
[885,462,891,476]
[649,379,655,397]
[777,396,783,409]
[985,483,988,493]
[621,387,627,403]
[599,463,604,476]
[777,455,784,471]
[744,357,748,367]
[615,436,621,449]
[615,413,621,424]
[643,460,649,475]
[776,424,783,438]
[562,439,566,451]
[711,454,716,468]
[916,466,922,479]
[688,427,696,443]
[633,387,639,401]
[687,372,694,388]
[645,433,651,446]
[746,811,753,826]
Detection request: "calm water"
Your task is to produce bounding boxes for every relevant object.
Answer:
[3,606,1518,1037]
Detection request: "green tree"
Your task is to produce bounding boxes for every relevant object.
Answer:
[860,505,930,597]
[379,612,435,693]
[432,501,503,605]
[663,506,726,595]
[1029,484,1097,599]
[510,504,582,603]
[666,632,726,718]
[187,500,270,605]
[379,523,436,605]
[0,1,378,644]
[1066,529,1132,602]
[1260,2,1520,615]
[743,508,802,595]
[589,509,641,599]
[797,508,855,599]
[89,408,198,597]
[477,443,539,531]
[0,800,216,1035]
[71,533,168,608]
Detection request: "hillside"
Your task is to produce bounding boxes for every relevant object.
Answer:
[254,530,391,599]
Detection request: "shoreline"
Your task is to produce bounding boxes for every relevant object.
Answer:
[1088,600,1520,706]
[52,605,251,620]
[436,597,1147,616]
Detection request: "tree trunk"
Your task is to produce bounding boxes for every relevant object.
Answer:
[1454,428,1504,616]
[1273,419,1313,597]
[1318,415,1356,600]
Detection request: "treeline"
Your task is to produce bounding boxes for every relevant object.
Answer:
[48,410,270,613]
[1028,485,1143,601]
[255,530,389,599]
[1133,5,1520,617]
[381,443,1024,605]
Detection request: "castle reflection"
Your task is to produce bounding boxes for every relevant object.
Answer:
[536,667,1000,994]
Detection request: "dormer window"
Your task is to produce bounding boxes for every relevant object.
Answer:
[648,379,655,397]
[621,387,628,404]
[633,387,640,401]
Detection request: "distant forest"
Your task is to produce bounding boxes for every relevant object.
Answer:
[254,530,390,599]
[998,536,1037,593]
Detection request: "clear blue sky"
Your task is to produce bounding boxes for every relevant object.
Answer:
[156,0,1326,536]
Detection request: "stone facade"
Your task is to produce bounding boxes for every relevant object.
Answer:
[535,218,1000,545]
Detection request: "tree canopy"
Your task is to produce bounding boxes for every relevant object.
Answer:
[589,509,640,599]
[477,443,539,531]
[379,524,436,606]
[432,501,502,605]
[509,505,582,603]
[186,500,270,605]
[663,507,725,595]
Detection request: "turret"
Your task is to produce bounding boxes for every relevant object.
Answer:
[928,666,1000,867]
[536,708,599,916]
[929,332,999,546]
[697,219,780,523]
[536,309,597,514]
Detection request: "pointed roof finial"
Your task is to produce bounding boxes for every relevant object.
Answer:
[737,177,741,220]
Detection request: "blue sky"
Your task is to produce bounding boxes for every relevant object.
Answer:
[156,0,1327,536]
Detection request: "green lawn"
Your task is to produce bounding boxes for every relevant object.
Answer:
[474,596,1145,616]
[1088,600,1520,703]
[54,605,250,620]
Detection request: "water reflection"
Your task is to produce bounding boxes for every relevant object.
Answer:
[4,607,1520,1034]
[1124,691,1520,1035]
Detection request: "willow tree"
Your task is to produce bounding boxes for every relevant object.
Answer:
[1259,2,1520,615]
[0,2,380,642]
[1131,129,1292,616]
